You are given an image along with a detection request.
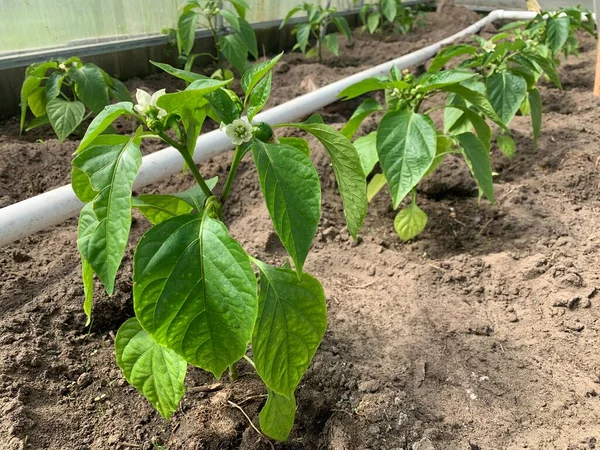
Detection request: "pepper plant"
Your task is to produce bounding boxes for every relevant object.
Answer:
[499,6,596,59]
[20,57,130,141]
[167,0,257,74]
[430,26,563,157]
[72,54,367,441]
[359,0,421,35]
[338,65,509,240]
[282,2,353,63]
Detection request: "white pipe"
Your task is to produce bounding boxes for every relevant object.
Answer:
[0,10,541,247]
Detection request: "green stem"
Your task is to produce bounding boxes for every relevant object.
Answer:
[228,363,239,382]
[220,144,246,204]
[243,355,256,369]
[158,131,214,199]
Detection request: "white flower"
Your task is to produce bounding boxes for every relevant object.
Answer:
[134,88,167,119]
[224,118,253,146]
[482,40,496,53]
[58,63,67,71]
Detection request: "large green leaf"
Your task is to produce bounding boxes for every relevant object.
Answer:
[177,7,197,56]
[280,122,367,239]
[69,64,110,114]
[259,390,297,441]
[354,132,379,176]
[277,137,310,156]
[442,83,505,128]
[447,105,491,149]
[251,141,321,273]
[524,51,562,88]
[47,98,85,142]
[456,132,495,203]
[132,195,194,225]
[133,214,257,378]
[27,86,48,117]
[322,33,339,56]
[376,110,437,208]
[45,71,65,100]
[115,318,187,419]
[238,17,258,58]
[367,11,381,33]
[20,76,41,133]
[77,102,134,153]
[547,16,570,54]
[486,72,527,126]
[253,261,327,396]
[417,70,477,93]
[246,72,272,122]
[172,177,218,211]
[294,22,311,54]
[219,33,248,74]
[381,0,398,22]
[341,98,382,141]
[241,53,282,96]
[74,137,142,293]
[529,87,542,149]
[496,134,516,160]
[394,203,427,241]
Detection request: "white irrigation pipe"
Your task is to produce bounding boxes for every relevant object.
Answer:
[0,10,546,247]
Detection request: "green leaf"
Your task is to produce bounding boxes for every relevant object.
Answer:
[77,102,134,153]
[394,203,427,241]
[354,132,378,176]
[547,16,570,54]
[259,390,296,441]
[523,51,562,88]
[20,76,41,133]
[486,72,527,126]
[294,22,311,53]
[381,0,398,22]
[367,11,381,34]
[221,9,241,32]
[417,70,477,92]
[338,78,389,100]
[429,44,477,72]
[229,0,249,18]
[322,33,339,56]
[25,115,49,132]
[172,177,218,211]
[219,33,249,74]
[45,71,65,100]
[251,141,321,273]
[247,72,272,122]
[27,86,48,117]
[47,98,85,142]
[253,261,327,396]
[341,98,382,141]
[280,122,367,239]
[177,9,197,56]
[496,134,516,160]
[456,132,495,203]
[115,318,187,420]
[69,64,110,114]
[109,77,132,102]
[281,6,303,28]
[442,84,506,129]
[529,87,542,149]
[424,134,455,177]
[150,61,208,83]
[241,53,282,96]
[238,17,258,58]
[205,88,241,124]
[26,61,57,78]
[133,195,194,224]
[74,138,142,293]
[133,214,257,378]
[157,78,229,114]
[332,16,352,41]
[277,137,310,156]
[367,173,387,202]
[376,110,437,208]
[82,257,94,326]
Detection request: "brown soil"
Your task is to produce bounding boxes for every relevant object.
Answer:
[2,7,600,450]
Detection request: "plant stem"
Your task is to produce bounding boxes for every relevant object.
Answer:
[158,131,214,199]
[220,145,245,204]
[228,363,239,382]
